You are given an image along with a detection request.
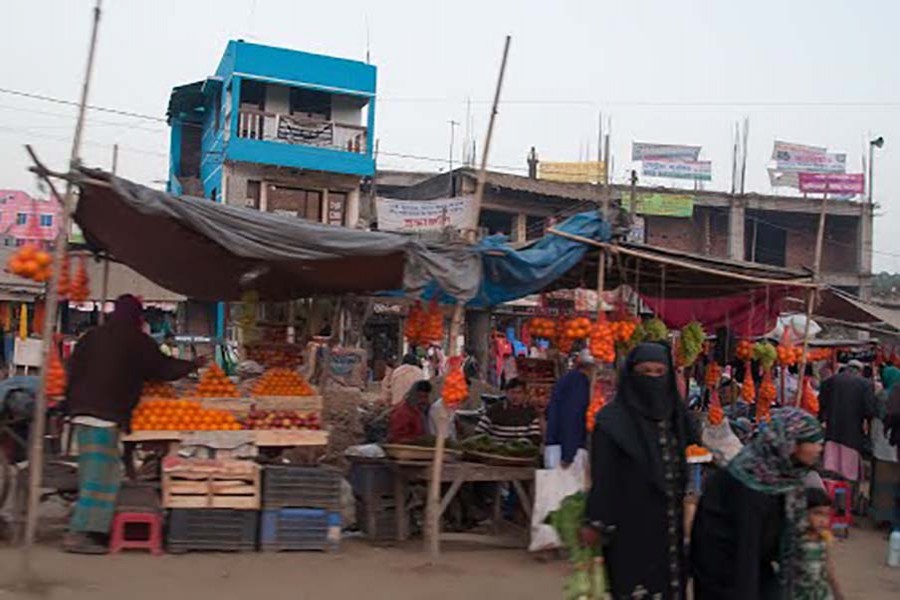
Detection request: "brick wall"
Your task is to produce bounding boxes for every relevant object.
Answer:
[644,207,729,258]
[748,210,859,273]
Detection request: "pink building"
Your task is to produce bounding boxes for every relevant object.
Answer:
[0,190,61,248]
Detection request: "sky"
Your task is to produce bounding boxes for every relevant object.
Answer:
[1,0,898,271]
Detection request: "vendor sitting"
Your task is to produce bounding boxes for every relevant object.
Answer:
[474,378,542,444]
[387,380,432,444]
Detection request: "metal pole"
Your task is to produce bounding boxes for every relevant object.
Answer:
[22,0,103,569]
[868,142,874,205]
[427,36,510,561]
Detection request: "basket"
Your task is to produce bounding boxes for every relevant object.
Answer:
[259,508,341,551]
[166,509,258,553]
[380,444,461,462]
[263,465,342,510]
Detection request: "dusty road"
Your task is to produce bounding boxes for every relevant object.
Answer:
[0,528,896,599]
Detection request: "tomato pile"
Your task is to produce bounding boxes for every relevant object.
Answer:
[251,368,315,397]
[194,364,240,398]
[131,399,242,431]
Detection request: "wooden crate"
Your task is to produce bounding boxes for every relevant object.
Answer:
[254,429,329,447]
[162,457,261,510]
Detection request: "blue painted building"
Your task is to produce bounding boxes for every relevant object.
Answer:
[167,40,376,227]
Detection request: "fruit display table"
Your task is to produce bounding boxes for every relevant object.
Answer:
[122,428,329,447]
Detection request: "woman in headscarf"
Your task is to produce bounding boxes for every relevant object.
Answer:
[582,342,699,599]
[65,294,202,553]
[872,365,900,527]
[691,407,824,599]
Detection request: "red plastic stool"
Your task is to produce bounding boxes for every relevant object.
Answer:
[822,479,852,538]
[109,511,163,555]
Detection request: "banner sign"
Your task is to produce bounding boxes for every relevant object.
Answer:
[642,160,712,181]
[772,141,846,174]
[538,161,605,183]
[632,142,701,162]
[376,196,476,233]
[798,173,864,195]
[621,193,694,217]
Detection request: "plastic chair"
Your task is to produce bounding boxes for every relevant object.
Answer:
[823,479,852,538]
[109,511,163,555]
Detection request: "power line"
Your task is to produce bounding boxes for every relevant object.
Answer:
[0,87,166,122]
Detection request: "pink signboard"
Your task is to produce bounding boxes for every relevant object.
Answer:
[798,173,864,195]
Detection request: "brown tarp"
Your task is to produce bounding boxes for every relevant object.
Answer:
[73,171,481,302]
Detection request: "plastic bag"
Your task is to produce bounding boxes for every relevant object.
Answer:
[529,466,587,551]
[702,415,744,466]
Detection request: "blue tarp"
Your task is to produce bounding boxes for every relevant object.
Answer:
[414,210,610,308]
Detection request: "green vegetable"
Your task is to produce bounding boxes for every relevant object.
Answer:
[753,341,777,370]
[546,492,609,599]
[678,321,706,366]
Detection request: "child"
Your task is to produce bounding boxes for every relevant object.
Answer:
[796,487,844,600]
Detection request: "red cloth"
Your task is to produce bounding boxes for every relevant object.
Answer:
[639,286,792,337]
[387,402,426,444]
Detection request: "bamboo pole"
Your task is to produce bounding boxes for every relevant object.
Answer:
[98,143,117,324]
[20,0,102,572]
[795,189,829,405]
[425,35,511,561]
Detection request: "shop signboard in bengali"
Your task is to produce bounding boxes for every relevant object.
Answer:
[771,140,846,174]
[620,193,694,218]
[631,142,701,162]
[642,160,712,181]
[538,161,606,183]
[798,173,864,195]
[375,196,476,233]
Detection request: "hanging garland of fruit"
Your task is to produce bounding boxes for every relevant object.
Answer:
[68,257,90,303]
[57,253,71,299]
[32,301,45,336]
[800,376,819,416]
[752,341,777,371]
[421,299,444,345]
[403,301,426,346]
[44,339,66,399]
[708,387,724,425]
[757,371,777,422]
[526,317,557,340]
[442,357,468,408]
[676,321,705,367]
[628,317,668,351]
[610,318,638,344]
[585,382,606,432]
[589,313,615,363]
[5,244,53,283]
[705,361,723,388]
[776,330,802,367]
[741,362,756,403]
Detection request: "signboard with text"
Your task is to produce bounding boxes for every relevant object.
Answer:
[798,173,864,195]
[621,193,694,217]
[375,196,476,233]
[538,161,606,183]
[772,140,846,174]
[631,142,701,162]
[642,160,712,181]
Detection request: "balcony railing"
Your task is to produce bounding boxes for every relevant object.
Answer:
[237,109,367,154]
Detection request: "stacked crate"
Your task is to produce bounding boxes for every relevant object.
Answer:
[350,461,401,542]
[259,465,343,551]
[163,456,261,552]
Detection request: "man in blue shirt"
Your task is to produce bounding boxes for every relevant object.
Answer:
[545,349,595,470]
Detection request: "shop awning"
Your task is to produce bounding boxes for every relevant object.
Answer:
[810,287,900,333]
[73,171,481,302]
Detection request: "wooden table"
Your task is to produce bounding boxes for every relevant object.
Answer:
[387,459,535,554]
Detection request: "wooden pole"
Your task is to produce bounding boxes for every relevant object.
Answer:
[98,143,117,324]
[426,35,510,561]
[795,188,828,405]
[21,0,102,571]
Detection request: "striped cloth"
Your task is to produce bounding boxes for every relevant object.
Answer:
[70,424,122,534]
[475,403,541,442]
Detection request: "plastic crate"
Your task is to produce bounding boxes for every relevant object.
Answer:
[166,509,258,553]
[356,502,399,542]
[262,465,342,510]
[259,508,341,551]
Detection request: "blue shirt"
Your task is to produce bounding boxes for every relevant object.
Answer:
[545,369,590,463]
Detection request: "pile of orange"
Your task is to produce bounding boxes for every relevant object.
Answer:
[526,317,557,340]
[6,244,53,282]
[251,368,315,396]
[194,364,240,398]
[45,342,66,397]
[562,317,592,340]
[442,358,468,408]
[142,380,178,399]
[777,346,803,366]
[686,444,711,458]
[610,319,638,343]
[805,348,833,362]
[131,399,242,431]
[585,383,606,432]
[589,316,615,363]
[735,339,754,361]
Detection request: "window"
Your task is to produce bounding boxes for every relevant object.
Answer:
[16,213,27,226]
[479,210,514,237]
[266,185,322,221]
[289,88,331,120]
[745,220,786,267]
[39,214,53,227]
[526,215,546,241]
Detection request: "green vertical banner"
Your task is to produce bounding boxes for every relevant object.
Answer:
[621,193,694,217]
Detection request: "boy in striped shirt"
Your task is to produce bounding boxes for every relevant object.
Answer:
[475,378,542,444]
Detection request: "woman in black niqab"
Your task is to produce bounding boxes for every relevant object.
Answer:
[583,342,699,600]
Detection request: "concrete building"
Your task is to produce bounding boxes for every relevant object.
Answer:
[0,190,61,248]
[379,167,875,298]
[167,40,377,228]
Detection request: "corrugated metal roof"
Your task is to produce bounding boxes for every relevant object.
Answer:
[457,168,605,201]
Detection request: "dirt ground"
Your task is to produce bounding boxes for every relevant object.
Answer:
[0,526,896,599]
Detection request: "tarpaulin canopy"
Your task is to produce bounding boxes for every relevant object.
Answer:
[810,287,900,333]
[73,171,481,302]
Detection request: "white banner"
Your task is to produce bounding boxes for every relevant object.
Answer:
[376,196,476,233]
[771,140,846,174]
[642,160,712,181]
[632,142,701,162]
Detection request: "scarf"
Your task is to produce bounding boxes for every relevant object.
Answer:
[882,365,900,395]
[727,407,824,592]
